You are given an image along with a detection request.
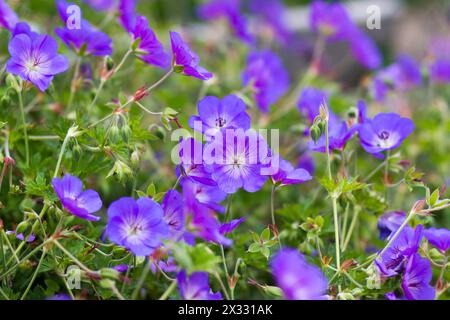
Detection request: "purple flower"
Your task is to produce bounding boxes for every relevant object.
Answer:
[6,230,36,243]
[161,189,185,241]
[270,156,312,186]
[180,179,227,213]
[205,133,270,194]
[375,225,423,277]
[46,293,72,300]
[198,0,253,44]
[106,197,169,256]
[372,55,422,101]
[401,253,436,300]
[55,1,113,57]
[6,32,69,91]
[377,211,406,240]
[348,29,381,70]
[310,1,381,69]
[52,174,102,222]
[219,217,245,235]
[427,36,450,83]
[357,113,414,158]
[297,87,328,123]
[112,264,129,273]
[308,116,356,153]
[150,256,177,274]
[242,50,289,112]
[84,0,117,11]
[423,228,450,253]
[310,0,352,41]
[177,270,222,300]
[188,95,251,137]
[249,0,293,46]
[170,31,213,80]
[130,16,170,68]
[271,248,328,300]
[0,0,18,31]
[119,0,137,33]
[429,61,450,83]
[297,153,315,175]
[177,138,217,186]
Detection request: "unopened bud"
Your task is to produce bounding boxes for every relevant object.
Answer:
[16,221,30,235]
[310,125,321,143]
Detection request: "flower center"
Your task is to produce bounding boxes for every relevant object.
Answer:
[26,59,40,72]
[379,131,390,140]
[127,223,144,237]
[216,117,226,128]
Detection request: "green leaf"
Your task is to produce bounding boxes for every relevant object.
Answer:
[146,183,156,197]
[261,228,271,241]
[248,243,260,253]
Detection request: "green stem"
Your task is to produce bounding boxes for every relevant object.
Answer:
[0,286,9,300]
[131,259,152,300]
[67,57,82,110]
[159,280,177,300]
[325,119,332,180]
[342,206,360,252]
[53,239,93,273]
[1,230,19,264]
[21,250,47,300]
[18,89,29,167]
[332,196,341,271]
[0,231,6,273]
[53,128,72,178]
[363,160,387,182]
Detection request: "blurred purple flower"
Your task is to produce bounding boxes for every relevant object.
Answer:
[6,32,69,91]
[150,256,177,274]
[112,264,129,273]
[297,153,315,175]
[271,248,328,300]
[270,156,312,186]
[198,0,253,44]
[242,50,289,112]
[119,0,137,33]
[429,61,450,83]
[177,270,222,300]
[47,294,72,300]
[0,0,18,31]
[130,16,170,68]
[297,87,328,123]
[375,225,423,277]
[84,0,117,11]
[357,113,414,158]
[423,228,450,254]
[170,31,213,80]
[401,253,435,300]
[106,197,169,256]
[310,0,352,41]
[6,230,36,243]
[372,55,422,101]
[377,211,406,240]
[427,36,450,83]
[52,174,102,221]
[348,29,381,70]
[219,217,245,235]
[188,95,250,137]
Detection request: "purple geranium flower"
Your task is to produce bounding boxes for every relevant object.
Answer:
[270,156,312,186]
[377,211,406,240]
[170,31,213,80]
[6,31,69,91]
[188,95,250,137]
[401,253,436,300]
[308,116,356,152]
[106,197,169,256]
[429,61,450,83]
[205,132,270,194]
[181,179,227,213]
[242,50,290,112]
[427,36,450,83]
[310,0,352,41]
[297,87,328,123]
[357,113,414,158]
[177,137,216,186]
[118,0,137,33]
[55,1,113,57]
[249,0,293,46]
[84,0,117,11]
[372,55,422,101]
[46,293,72,300]
[112,264,129,273]
[0,0,18,31]
[6,230,36,243]
[52,174,102,222]
[297,153,315,175]
[198,0,253,44]
[348,28,381,70]
[130,16,170,68]
[424,228,450,254]
[219,217,245,235]
[375,225,423,277]
[177,270,222,300]
[271,248,328,300]
[161,189,185,241]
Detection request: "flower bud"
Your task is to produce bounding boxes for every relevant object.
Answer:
[109,125,120,143]
[173,65,184,73]
[104,56,114,72]
[310,125,321,143]
[100,268,121,280]
[16,221,30,235]
[120,125,132,143]
[131,150,140,166]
